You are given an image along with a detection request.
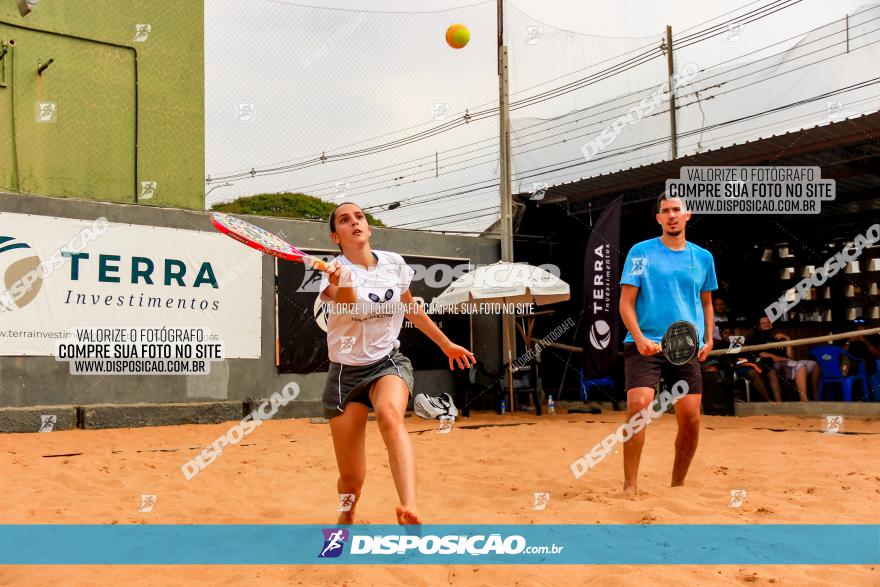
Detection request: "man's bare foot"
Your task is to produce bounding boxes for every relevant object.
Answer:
[337,510,356,525]
[622,484,637,500]
[396,505,422,525]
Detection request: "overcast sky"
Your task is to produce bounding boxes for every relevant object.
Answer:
[205,0,870,232]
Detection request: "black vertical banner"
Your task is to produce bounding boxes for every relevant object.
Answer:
[582,196,623,378]
[276,251,336,374]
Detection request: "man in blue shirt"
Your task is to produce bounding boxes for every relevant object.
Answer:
[619,193,717,499]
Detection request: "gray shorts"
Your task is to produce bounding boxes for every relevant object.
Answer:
[322,350,415,419]
[774,359,818,379]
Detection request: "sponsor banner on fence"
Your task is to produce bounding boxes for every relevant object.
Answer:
[0,524,876,564]
[0,213,261,358]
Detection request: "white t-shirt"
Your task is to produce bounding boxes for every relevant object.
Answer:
[319,250,416,366]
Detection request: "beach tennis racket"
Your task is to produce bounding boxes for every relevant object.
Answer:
[211,212,331,272]
[660,321,699,365]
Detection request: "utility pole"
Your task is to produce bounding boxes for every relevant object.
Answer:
[498,0,516,409]
[498,2,513,261]
[665,25,678,159]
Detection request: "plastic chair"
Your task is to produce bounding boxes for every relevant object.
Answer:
[504,362,543,416]
[579,368,614,402]
[809,345,868,401]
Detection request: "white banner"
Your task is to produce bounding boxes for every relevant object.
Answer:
[0,213,262,357]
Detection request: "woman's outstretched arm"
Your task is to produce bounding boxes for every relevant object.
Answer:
[401,290,475,370]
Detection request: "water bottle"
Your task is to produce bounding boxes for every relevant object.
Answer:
[547,395,556,415]
[500,397,507,415]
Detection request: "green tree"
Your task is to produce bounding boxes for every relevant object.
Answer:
[211,193,385,226]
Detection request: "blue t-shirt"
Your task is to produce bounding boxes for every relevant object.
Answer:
[620,238,718,344]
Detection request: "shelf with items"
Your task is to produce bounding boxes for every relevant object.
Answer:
[763,240,880,323]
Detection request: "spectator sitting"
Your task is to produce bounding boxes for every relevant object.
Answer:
[712,296,730,343]
[751,316,819,402]
[718,326,777,403]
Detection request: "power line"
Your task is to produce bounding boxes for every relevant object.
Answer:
[283,0,827,203]
[406,79,880,229]
[410,93,880,229]
[301,0,791,190]
[212,0,674,179]
[403,211,501,231]
[505,92,880,194]
[507,77,880,184]
[506,0,803,112]
[208,0,801,183]
[393,205,500,228]
[386,20,880,217]
[213,0,869,232]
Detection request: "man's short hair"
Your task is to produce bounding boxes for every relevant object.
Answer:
[656,191,668,213]
[656,191,687,213]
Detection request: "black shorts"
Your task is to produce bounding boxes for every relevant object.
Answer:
[322,350,415,418]
[623,343,703,394]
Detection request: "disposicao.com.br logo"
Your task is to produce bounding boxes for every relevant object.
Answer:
[318,528,349,558]
[318,529,564,559]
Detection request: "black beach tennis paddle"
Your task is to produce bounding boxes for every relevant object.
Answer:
[660,321,700,365]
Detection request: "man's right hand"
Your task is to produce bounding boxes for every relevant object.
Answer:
[635,336,661,356]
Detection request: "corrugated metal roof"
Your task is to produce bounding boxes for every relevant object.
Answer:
[531,110,880,206]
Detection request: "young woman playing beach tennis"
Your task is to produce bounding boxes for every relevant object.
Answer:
[318,202,475,525]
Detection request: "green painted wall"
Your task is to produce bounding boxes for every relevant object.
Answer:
[0,1,204,209]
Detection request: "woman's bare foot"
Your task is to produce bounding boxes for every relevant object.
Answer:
[396,505,422,525]
[622,484,637,500]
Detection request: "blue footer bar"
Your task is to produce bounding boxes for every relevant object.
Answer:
[1,524,877,564]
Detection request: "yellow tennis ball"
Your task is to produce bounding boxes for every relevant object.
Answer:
[446,24,470,49]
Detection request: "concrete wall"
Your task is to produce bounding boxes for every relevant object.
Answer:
[0,192,501,429]
[0,1,204,208]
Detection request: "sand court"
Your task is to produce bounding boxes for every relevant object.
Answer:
[1,410,878,585]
